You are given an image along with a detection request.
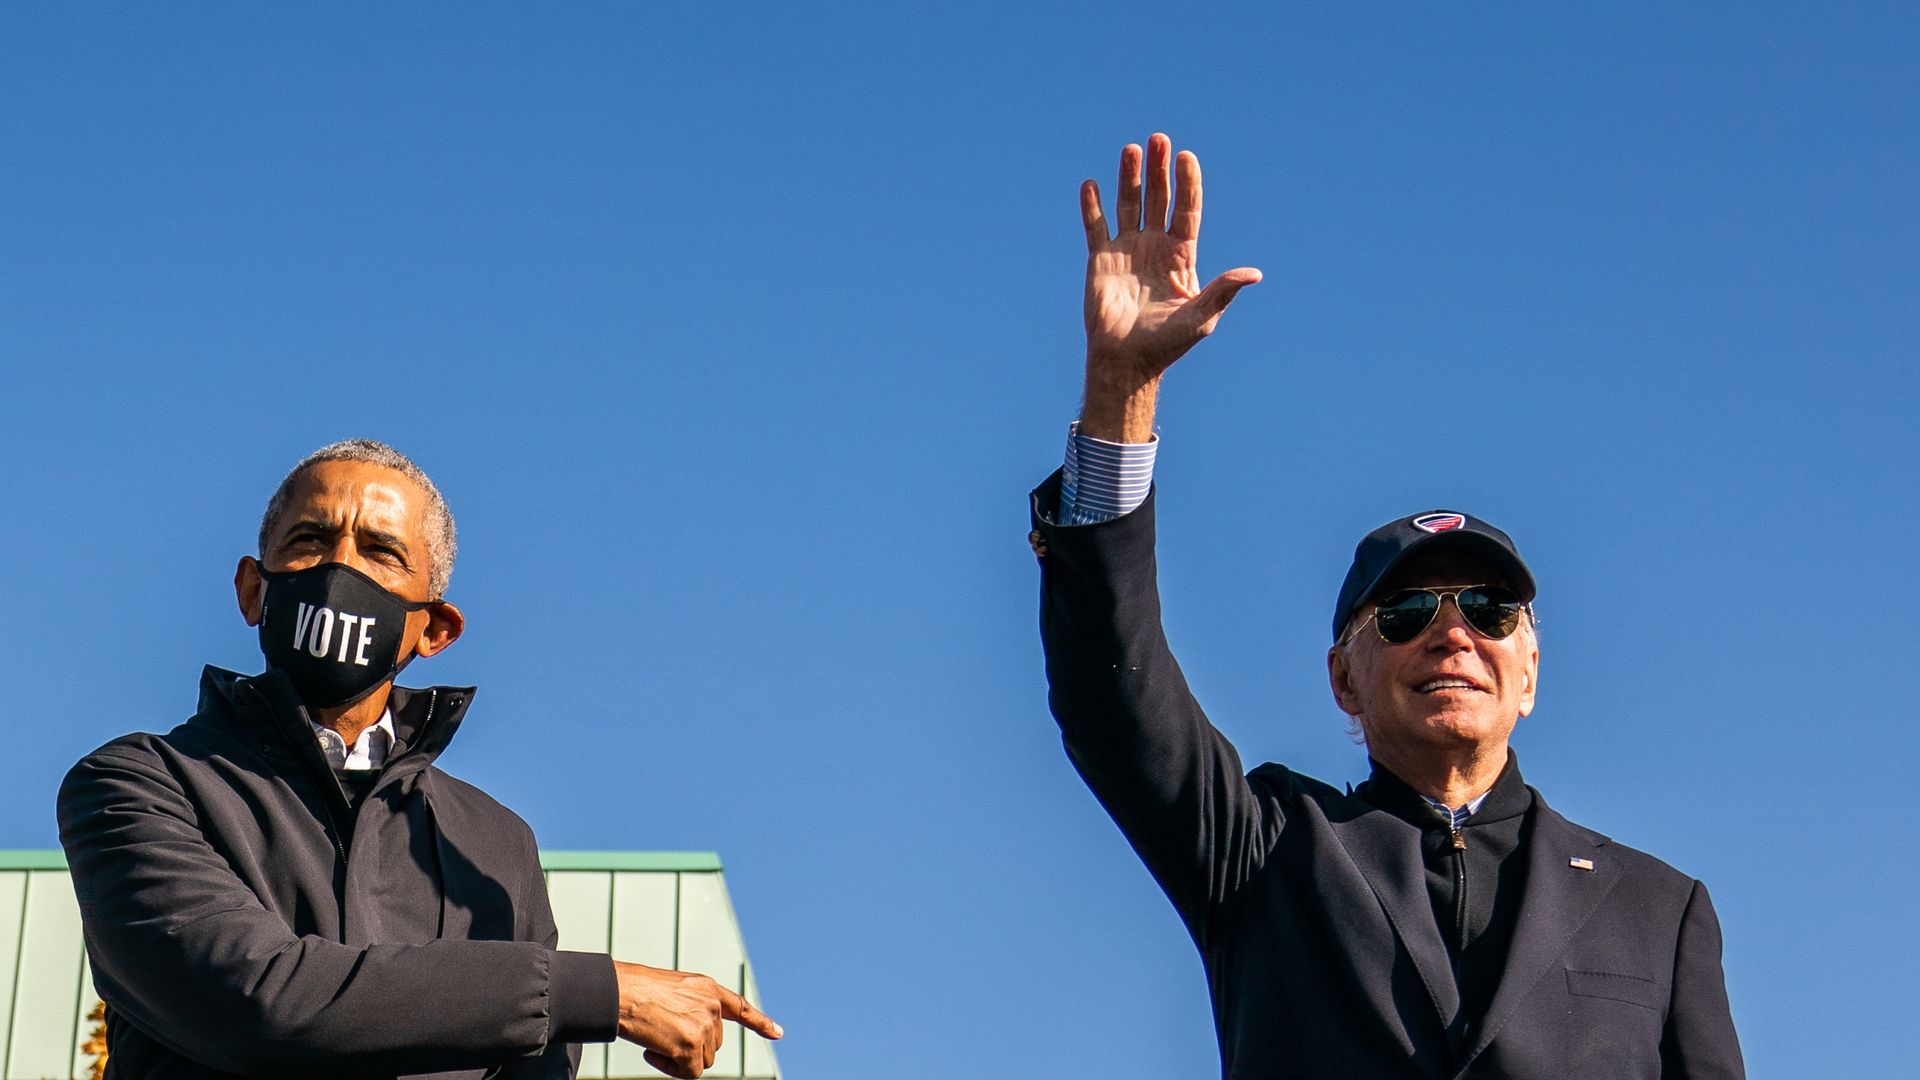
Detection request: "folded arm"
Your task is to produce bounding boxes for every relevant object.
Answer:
[58,747,616,1078]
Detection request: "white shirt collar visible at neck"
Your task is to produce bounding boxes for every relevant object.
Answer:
[1420,790,1491,830]
[309,709,397,771]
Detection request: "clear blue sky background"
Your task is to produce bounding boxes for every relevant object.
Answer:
[3,5,1914,1077]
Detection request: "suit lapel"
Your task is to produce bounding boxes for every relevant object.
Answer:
[1462,791,1620,1065]
[1326,802,1461,1031]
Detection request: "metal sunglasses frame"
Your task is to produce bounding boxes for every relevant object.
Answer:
[1338,584,1534,647]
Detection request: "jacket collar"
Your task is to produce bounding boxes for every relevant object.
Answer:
[197,665,477,770]
[1328,749,1539,1049]
[1357,749,1532,829]
[1323,785,1461,1042]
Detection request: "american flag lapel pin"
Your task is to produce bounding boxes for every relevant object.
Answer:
[1569,856,1596,872]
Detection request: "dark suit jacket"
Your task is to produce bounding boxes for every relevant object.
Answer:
[1030,474,1744,1080]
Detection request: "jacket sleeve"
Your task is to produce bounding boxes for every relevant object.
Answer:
[1032,470,1284,946]
[57,744,618,1079]
[1660,880,1746,1079]
[497,818,589,1080]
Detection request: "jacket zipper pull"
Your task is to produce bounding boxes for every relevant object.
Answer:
[1451,827,1469,953]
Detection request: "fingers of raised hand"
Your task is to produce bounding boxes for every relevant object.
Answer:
[1115,142,1143,234]
[1080,180,1109,253]
[1170,149,1203,241]
[1143,133,1173,233]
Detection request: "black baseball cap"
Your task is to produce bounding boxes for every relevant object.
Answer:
[1331,510,1536,641]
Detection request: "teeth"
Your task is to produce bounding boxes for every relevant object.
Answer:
[1420,679,1478,692]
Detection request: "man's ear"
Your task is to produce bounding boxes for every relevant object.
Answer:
[1516,636,1540,718]
[235,557,265,627]
[1327,645,1365,716]
[412,601,465,659]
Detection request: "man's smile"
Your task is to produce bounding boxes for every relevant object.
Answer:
[1415,676,1488,694]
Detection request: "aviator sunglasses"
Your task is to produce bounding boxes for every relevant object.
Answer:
[1343,585,1529,646]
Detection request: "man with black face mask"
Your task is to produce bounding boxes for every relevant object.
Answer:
[58,439,781,1080]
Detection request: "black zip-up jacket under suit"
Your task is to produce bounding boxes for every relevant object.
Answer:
[57,667,619,1080]
[1029,472,1745,1080]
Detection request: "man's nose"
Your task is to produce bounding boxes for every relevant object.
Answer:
[322,537,363,568]
[1423,600,1477,651]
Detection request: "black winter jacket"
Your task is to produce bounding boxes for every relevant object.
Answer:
[57,667,618,1080]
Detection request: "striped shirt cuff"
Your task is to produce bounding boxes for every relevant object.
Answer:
[1059,422,1158,525]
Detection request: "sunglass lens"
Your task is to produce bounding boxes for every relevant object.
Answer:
[1458,587,1524,639]
[1373,590,1440,644]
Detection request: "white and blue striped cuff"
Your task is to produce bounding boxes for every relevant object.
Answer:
[1059,422,1158,525]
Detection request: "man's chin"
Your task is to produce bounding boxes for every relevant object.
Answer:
[1398,708,1508,747]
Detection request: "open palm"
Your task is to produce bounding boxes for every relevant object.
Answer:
[1082,134,1261,381]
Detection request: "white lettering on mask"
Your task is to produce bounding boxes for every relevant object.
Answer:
[291,603,375,665]
[331,613,361,662]
[305,608,336,659]
[293,602,316,652]
[353,617,377,666]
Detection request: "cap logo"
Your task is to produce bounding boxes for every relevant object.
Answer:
[1413,513,1466,534]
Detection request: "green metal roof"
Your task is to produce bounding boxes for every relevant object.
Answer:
[0,851,728,873]
[0,852,779,1080]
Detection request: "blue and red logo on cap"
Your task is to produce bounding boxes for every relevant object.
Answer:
[1412,513,1466,534]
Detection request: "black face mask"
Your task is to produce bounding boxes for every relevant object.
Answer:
[255,561,436,709]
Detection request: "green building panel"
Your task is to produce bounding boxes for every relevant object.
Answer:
[0,852,779,1080]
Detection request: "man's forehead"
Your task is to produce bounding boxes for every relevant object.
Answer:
[279,460,426,529]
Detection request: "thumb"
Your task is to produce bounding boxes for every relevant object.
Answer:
[1180,266,1262,338]
[642,1050,696,1079]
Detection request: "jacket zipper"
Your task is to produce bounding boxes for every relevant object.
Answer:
[1450,828,1468,953]
[244,683,351,869]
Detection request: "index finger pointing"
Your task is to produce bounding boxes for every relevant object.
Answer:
[720,987,784,1040]
[1169,150,1203,242]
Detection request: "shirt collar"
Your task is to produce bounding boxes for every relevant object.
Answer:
[1359,750,1531,830]
[309,709,396,771]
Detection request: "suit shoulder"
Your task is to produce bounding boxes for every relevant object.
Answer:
[1539,798,1703,896]
[1603,836,1700,890]
[1247,761,1345,803]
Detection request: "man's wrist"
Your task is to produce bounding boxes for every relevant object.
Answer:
[1080,355,1160,443]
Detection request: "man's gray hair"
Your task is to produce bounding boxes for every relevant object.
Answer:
[257,439,459,598]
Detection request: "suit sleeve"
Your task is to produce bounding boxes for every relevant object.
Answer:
[1660,880,1746,1079]
[1032,470,1284,946]
[57,746,617,1079]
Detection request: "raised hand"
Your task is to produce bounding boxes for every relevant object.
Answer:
[613,961,783,1079]
[1079,133,1261,442]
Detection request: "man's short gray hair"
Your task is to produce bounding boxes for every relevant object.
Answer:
[257,439,459,598]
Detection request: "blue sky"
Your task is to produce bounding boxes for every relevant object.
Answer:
[2,4,1914,1077]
